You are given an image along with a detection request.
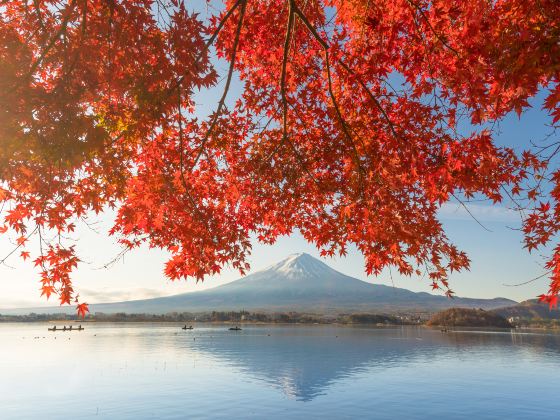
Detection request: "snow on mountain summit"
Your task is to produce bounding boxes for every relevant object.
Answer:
[266,253,334,279]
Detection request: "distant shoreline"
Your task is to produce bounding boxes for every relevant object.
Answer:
[2,320,559,334]
[1,311,558,330]
[0,311,419,326]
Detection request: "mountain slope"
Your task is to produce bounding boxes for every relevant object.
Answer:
[493,299,560,320]
[1,253,516,315]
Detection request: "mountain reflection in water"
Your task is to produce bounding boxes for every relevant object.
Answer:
[187,326,560,401]
[1,324,560,419]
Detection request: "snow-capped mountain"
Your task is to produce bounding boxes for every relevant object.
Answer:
[2,253,515,314]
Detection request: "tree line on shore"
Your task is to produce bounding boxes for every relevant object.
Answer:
[1,308,557,329]
[0,310,422,325]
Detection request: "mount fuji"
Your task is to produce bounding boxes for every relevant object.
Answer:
[3,253,515,314]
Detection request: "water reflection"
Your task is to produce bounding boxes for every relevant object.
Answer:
[2,323,560,419]
[185,326,560,401]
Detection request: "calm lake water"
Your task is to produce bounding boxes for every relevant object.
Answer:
[0,323,559,419]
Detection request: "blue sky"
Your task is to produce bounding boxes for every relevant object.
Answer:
[0,5,556,309]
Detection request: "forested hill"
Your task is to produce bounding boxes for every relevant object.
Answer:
[492,299,560,320]
[427,308,512,328]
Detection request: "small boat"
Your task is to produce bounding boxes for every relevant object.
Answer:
[182,325,193,330]
[229,326,242,331]
[48,325,84,332]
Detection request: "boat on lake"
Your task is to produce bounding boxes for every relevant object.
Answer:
[229,326,242,331]
[182,325,193,330]
[48,325,84,331]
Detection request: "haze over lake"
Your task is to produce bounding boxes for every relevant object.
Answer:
[1,323,559,419]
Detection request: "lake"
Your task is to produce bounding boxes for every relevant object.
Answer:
[0,323,559,419]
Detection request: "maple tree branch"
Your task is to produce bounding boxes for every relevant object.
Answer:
[154,0,174,28]
[0,226,38,266]
[105,0,245,157]
[178,85,186,181]
[255,104,282,133]
[503,270,552,287]
[255,105,288,169]
[450,192,493,232]
[94,245,131,270]
[171,0,244,92]
[337,60,400,141]
[405,0,460,57]
[280,0,295,151]
[203,0,243,52]
[176,85,211,232]
[334,58,456,184]
[291,3,365,192]
[500,186,527,221]
[52,3,89,94]
[37,225,46,271]
[26,0,77,80]
[531,141,560,195]
[287,102,327,191]
[191,0,247,168]
[32,0,47,35]
[260,0,297,168]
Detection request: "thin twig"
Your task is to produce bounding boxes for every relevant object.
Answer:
[191,0,247,168]
[177,83,211,231]
[503,270,552,287]
[292,3,365,192]
[25,0,77,80]
[170,0,244,93]
[280,0,295,152]
[450,192,492,232]
[0,226,39,266]
[405,0,460,57]
[338,59,400,140]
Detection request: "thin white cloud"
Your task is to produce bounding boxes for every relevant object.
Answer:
[79,287,172,303]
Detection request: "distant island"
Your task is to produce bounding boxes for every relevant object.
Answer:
[427,308,512,328]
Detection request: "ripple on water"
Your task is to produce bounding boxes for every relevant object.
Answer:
[0,324,559,419]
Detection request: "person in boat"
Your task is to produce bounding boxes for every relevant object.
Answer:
[62,326,66,331]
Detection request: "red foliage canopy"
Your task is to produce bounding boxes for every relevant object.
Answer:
[0,0,559,315]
